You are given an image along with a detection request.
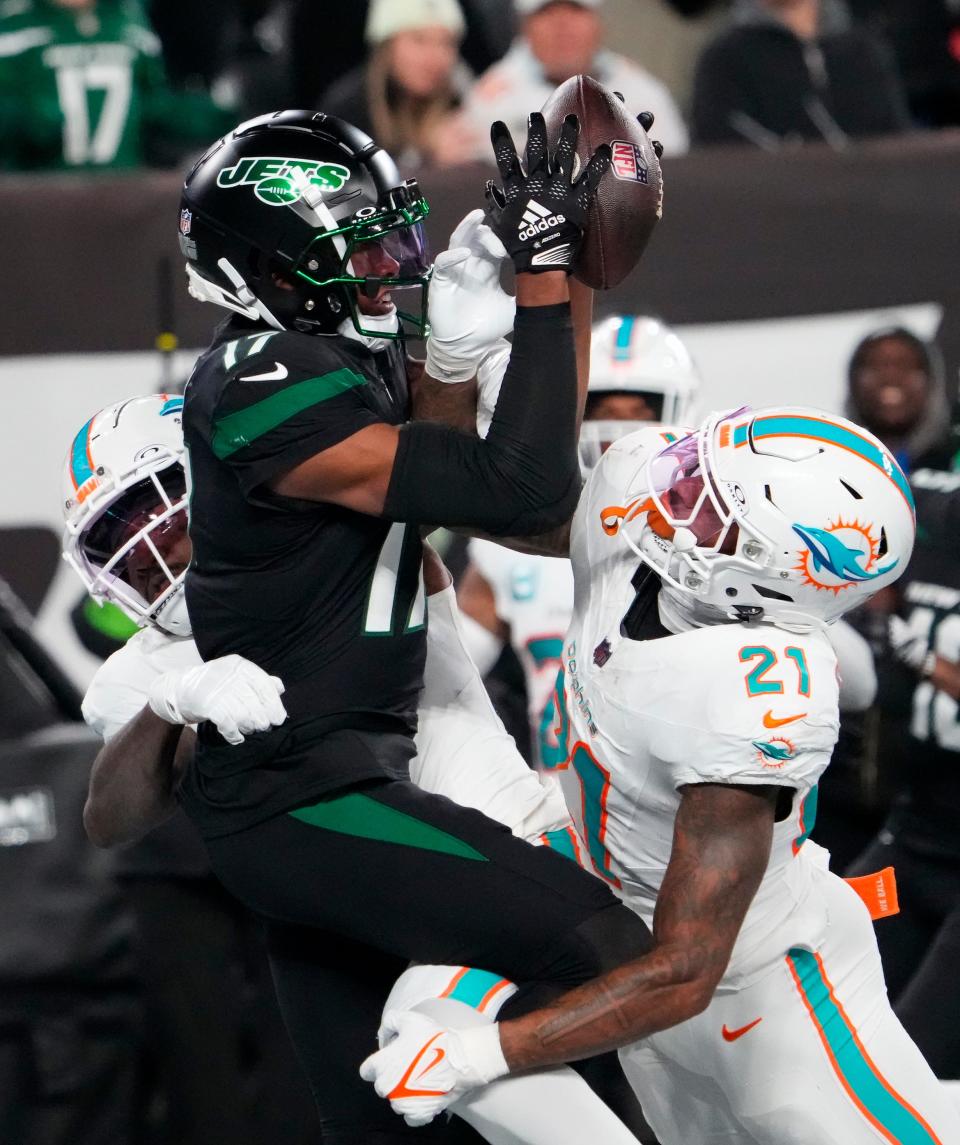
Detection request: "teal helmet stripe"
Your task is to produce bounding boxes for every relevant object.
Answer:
[70,416,95,488]
[736,415,914,512]
[613,315,635,362]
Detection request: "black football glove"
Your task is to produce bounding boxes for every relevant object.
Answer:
[484,112,611,274]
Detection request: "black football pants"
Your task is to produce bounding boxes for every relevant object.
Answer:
[205,779,651,1144]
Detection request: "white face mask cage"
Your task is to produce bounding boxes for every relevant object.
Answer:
[578,419,653,471]
[64,468,190,635]
[617,407,767,601]
[615,407,838,632]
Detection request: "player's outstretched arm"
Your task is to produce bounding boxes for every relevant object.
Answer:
[271,115,609,538]
[84,654,287,847]
[84,709,189,847]
[498,781,778,1068]
[361,782,778,1125]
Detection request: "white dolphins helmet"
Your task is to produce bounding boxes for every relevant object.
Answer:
[603,405,916,629]
[62,394,192,636]
[579,315,701,470]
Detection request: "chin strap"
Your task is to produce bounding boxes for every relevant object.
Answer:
[184,261,285,331]
[338,309,399,352]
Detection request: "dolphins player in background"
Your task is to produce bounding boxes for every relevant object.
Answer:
[459,316,877,771]
[363,405,960,1145]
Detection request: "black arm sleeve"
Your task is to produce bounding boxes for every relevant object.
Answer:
[383,302,581,536]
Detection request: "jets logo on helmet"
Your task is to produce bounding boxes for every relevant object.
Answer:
[179,111,432,340]
[216,157,352,206]
[603,405,915,630]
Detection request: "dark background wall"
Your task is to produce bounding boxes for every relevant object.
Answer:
[3,133,959,380]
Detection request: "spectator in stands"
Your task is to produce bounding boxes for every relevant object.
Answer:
[317,0,473,170]
[458,0,689,161]
[691,0,912,148]
[848,0,960,128]
[846,326,958,474]
[838,328,960,1080]
[0,0,233,170]
[288,0,514,112]
[847,450,960,1082]
[811,327,957,871]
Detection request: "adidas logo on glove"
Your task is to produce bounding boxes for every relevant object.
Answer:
[518,199,566,242]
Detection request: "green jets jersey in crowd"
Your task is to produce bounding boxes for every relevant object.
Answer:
[0,0,233,170]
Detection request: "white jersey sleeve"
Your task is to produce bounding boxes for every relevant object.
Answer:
[415,585,571,841]
[466,538,519,627]
[828,618,877,712]
[81,626,202,741]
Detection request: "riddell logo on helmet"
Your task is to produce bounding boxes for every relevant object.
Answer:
[216,157,351,206]
[518,199,565,241]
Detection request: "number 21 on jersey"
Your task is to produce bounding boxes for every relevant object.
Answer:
[739,645,811,698]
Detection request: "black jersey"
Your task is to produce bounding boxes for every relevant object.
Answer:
[885,465,960,856]
[180,318,426,836]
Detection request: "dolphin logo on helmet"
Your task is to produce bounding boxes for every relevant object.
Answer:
[792,523,898,588]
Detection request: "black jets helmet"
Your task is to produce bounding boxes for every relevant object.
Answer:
[178,110,432,339]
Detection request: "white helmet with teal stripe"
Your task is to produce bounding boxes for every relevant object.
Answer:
[62,394,192,636]
[606,405,916,630]
[579,315,700,470]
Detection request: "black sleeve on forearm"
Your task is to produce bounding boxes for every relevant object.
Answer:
[384,303,580,535]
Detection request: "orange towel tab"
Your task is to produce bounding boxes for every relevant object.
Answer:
[845,867,899,921]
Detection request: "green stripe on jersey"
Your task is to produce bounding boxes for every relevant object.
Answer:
[211,369,365,459]
[289,791,488,861]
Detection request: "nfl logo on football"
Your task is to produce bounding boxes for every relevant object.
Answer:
[610,140,648,185]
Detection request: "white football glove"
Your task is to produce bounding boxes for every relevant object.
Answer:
[475,339,511,439]
[425,209,515,384]
[888,615,935,677]
[359,1009,508,1127]
[148,654,287,745]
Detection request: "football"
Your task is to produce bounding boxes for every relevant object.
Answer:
[540,74,663,290]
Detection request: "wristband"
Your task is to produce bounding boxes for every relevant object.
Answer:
[455,1023,510,1084]
[424,340,480,385]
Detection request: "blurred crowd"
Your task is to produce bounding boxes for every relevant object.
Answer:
[3,0,960,173]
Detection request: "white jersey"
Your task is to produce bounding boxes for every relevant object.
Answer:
[82,624,203,741]
[468,538,573,768]
[82,586,570,844]
[559,430,841,986]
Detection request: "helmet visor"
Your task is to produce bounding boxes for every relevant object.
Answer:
[296,208,432,337]
[578,420,652,471]
[81,468,189,617]
[648,431,734,550]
